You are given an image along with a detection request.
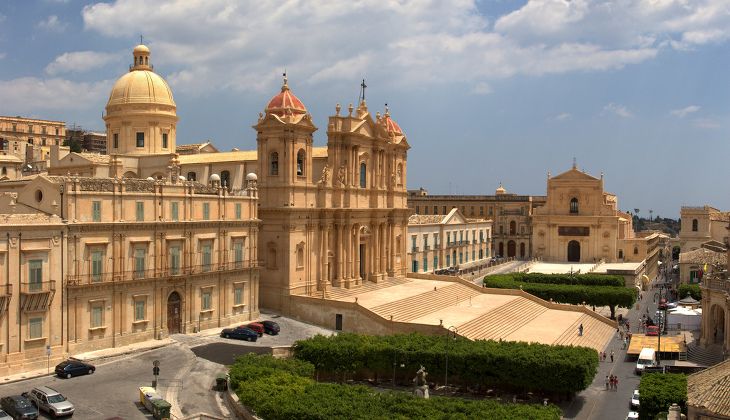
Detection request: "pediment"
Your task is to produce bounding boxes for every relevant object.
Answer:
[443,208,467,224]
[551,168,599,181]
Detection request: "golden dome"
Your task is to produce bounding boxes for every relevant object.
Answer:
[106,44,175,108]
[107,70,175,107]
[496,183,506,195]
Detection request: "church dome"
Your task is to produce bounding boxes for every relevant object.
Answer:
[496,183,506,195]
[106,44,175,108]
[265,75,307,116]
[383,114,402,134]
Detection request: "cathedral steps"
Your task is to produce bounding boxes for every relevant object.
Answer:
[370,283,481,322]
[457,298,548,341]
[326,277,412,300]
[552,313,616,351]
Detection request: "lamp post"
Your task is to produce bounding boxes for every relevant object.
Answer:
[445,326,458,389]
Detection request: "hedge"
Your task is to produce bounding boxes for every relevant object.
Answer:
[483,273,636,319]
[678,283,701,300]
[229,353,563,420]
[638,373,687,420]
[293,333,598,395]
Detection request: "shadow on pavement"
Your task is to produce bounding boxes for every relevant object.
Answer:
[191,342,271,366]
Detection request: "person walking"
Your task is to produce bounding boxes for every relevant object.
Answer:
[578,323,583,336]
[605,375,609,390]
[614,376,619,391]
[610,350,615,362]
[609,375,614,390]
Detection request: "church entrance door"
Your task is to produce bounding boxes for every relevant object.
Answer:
[359,244,366,280]
[567,241,580,262]
[507,241,516,258]
[167,291,182,334]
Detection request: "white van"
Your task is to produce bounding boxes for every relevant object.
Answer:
[635,348,656,374]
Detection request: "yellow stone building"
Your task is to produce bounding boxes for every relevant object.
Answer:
[679,205,729,252]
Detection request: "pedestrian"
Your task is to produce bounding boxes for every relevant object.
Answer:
[619,330,624,340]
[614,376,619,391]
[622,337,627,349]
[605,375,609,390]
[578,323,583,336]
[609,375,615,390]
[602,351,606,362]
[610,350,614,362]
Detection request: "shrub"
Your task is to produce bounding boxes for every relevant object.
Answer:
[229,353,563,420]
[639,373,687,420]
[293,333,598,395]
[678,283,701,300]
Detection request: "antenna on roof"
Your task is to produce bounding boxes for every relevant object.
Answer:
[572,157,577,169]
[140,35,143,44]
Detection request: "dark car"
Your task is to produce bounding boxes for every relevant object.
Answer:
[55,359,96,379]
[0,395,38,419]
[220,326,258,342]
[246,322,265,337]
[262,320,280,335]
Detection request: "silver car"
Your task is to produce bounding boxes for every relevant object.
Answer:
[26,386,74,418]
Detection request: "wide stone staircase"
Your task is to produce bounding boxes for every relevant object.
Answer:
[370,283,481,322]
[327,277,412,300]
[457,298,548,341]
[552,313,616,350]
[686,342,726,367]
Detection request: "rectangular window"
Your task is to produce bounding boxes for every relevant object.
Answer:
[202,244,212,272]
[92,201,101,222]
[234,286,243,306]
[472,250,476,261]
[136,132,144,148]
[446,255,450,267]
[135,300,145,321]
[91,305,103,328]
[29,259,42,292]
[29,317,42,339]
[202,202,210,220]
[447,232,451,246]
[162,133,168,149]
[423,257,428,272]
[235,203,242,220]
[170,202,179,221]
[91,251,103,282]
[415,206,420,214]
[459,252,463,264]
[234,241,244,268]
[113,133,118,149]
[411,235,417,252]
[202,289,212,311]
[423,234,428,249]
[433,206,438,214]
[412,260,418,273]
[480,207,484,216]
[170,246,180,276]
[136,201,144,222]
[434,256,439,269]
[134,248,146,278]
[442,206,446,214]
[434,233,439,248]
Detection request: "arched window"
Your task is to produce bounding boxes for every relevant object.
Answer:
[296,149,305,176]
[359,162,367,188]
[186,172,196,181]
[220,171,231,190]
[396,163,403,186]
[296,243,304,268]
[618,250,624,259]
[509,221,516,235]
[570,197,579,214]
[634,247,639,255]
[270,152,279,176]
[692,219,698,232]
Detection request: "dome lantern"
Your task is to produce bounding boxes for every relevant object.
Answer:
[265,73,307,117]
[131,42,152,71]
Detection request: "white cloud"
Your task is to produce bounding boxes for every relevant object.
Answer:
[45,51,119,75]
[603,103,633,118]
[74,0,728,97]
[470,82,492,95]
[670,105,701,118]
[693,117,720,129]
[552,112,572,121]
[0,77,109,112]
[37,15,68,32]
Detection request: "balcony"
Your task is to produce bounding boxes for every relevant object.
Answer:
[704,279,730,293]
[411,247,419,253]
[0,284,10,314]
[66,261,260,287]
[424,245,430,251]
[20,280,56,312]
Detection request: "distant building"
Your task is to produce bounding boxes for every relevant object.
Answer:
[0,116,66,164]
[176,141,218,155]
[407,208,491,274]
[66,128,108,154]
[679,205,729,253]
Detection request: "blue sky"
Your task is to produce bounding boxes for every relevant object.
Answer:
[1,0,730,218]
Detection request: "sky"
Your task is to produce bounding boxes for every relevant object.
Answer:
[1,0,730,218]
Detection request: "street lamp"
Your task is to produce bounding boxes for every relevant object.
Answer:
[445,326,458,389]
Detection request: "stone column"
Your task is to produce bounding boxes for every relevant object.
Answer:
[355,224,361,284]
[372,223,379,279]
[335,224,342,287]
[380,223,387,278]
[344,223,352,287]
[388,222,395,277]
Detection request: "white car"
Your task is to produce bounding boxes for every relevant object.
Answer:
[0,409,9,419]
[626,411,639,420]
[631,389,640,409]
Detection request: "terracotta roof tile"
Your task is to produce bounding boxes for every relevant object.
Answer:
[687,359,730,417]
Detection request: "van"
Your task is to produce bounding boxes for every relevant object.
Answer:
[635,348,656,374]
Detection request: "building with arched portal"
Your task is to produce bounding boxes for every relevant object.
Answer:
[699,256,730,354]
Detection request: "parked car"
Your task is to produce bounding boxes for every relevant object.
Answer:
[0,409,10,419]
[220,326,258,342]
[246,322,265,337]
[658,298,668,310]
[646,325,660,336]
[262,320,280,335]
[626,411,639,420]
[0,395,38,419]
[25,386,75,417]
[630,389,640,409]
[55,359,96,379]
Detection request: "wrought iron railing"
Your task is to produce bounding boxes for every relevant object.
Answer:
[20,280,55,294]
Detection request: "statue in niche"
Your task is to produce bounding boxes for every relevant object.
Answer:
[337,165,346,185]
[319,164,330,185]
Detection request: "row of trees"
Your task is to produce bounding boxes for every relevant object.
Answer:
[228,353,563,420]
[483,273,636,319]
[639,373,687,419]
[292,333,598,395]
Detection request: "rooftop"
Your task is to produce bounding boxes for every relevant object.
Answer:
[687,359,730,417]
[679,248,727,266]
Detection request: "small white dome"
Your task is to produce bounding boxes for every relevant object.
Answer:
[178,175,186,181]
[246,172,258,181]
[146,176,155,181]
[209,174,221,182]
